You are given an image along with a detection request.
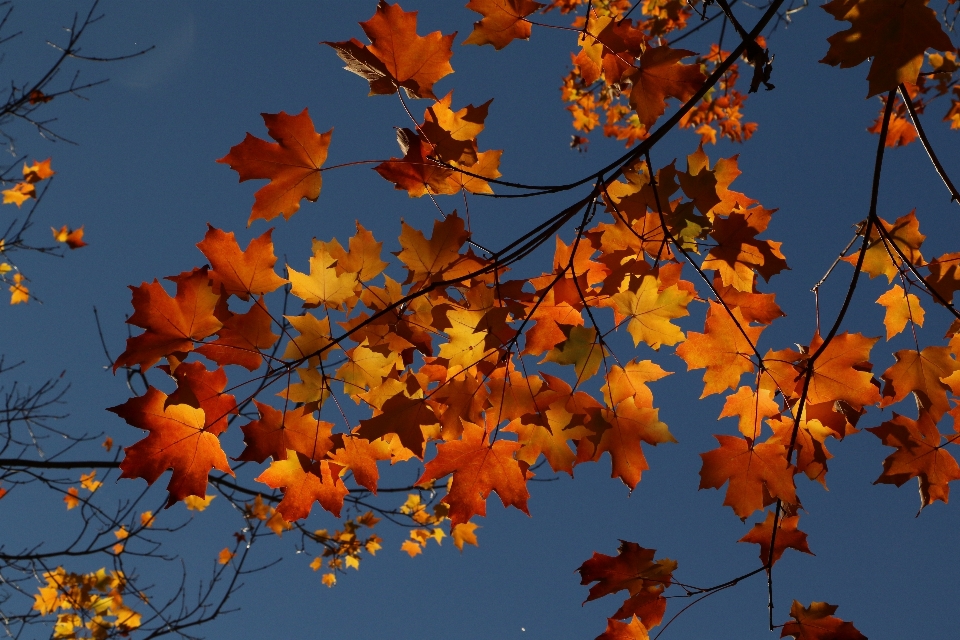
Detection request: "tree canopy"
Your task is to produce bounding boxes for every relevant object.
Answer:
[3,1,960,638]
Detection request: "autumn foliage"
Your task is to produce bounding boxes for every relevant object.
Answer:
[18,0,960,637]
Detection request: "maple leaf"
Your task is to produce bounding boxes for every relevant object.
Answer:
[867,411,960,507]
[196,298,279,371]
[718,386,780,439]
[217,109,332,224]
[237,401,335,464]
[327,434,392,493]
[445,149,503,195]
[506,373,593,475]
[876,285,924,340]
[196,226,287,300]
[676,302,764,398]
[357,393,438,458]
[801,332,881,410]
[738,511,813,567]
[109,387,233,506]
[323,1,455,100]
[282,312,337,362]
[256,452,348,520]
[577,541,676,627]
[8,273,28,305]
[113,269,223,372]
[463,0,545,50]
[820,0,953,97]
[767,415,836,485]
[842,211,925,282]
[395,212,469,283]
[51,225,87,249]
[375,130,457,196]
[421,92,491,162]
[452,522,480,551]
[164,361,238,434]
[926,252,960,304]
[183,494,215,511]
[596,616,650,640]
[579,396,676,490]
[608,275,693,350]
[22,158,54,183]
[702,206,788,291]
[624,46,705,128]
[2,182,34,206]
[543,325,607,381]
[339,222,389,281]
[288,239,359,309]
[601,360,672,409]
[574,15,647,87]
[416,420,529,525]
[780,601,866,640]
[880,346,960,419]
[699,435,797,520]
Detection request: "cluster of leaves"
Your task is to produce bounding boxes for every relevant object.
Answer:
[0,157,86,303]
[32,568,142,639]
[549,0,768,148]
[54,0,960,637]
[0,1,124,306]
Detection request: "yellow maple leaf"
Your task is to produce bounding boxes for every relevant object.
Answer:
[9,273,28,304]
[452,522,480,551]
[183,494,216,511]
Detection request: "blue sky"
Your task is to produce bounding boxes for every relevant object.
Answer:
[4,1,960,638]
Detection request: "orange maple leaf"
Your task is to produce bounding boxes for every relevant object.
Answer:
[22,158,54,183]
[624,46,705,128]
[699,434,797,520]
[596,616,650,640]
[718,386,780,439]
[841,211,925,282]
[256,452,348,520]
[416,420,529,525]
[163,361,238,435]
[374,130,456,197]
[327,433,392,493]
[113,269,223,372]
[875,285,924,340]
[926,251,960,304]
[323,1,455,100]
[702,206,788,291]
[780,601,866,640]
[738,511,813,567]
[237,401,334,464]
[196,298,279,372]
[504,373,593,475]
[196,226,287,300]
[577,541,676,627]
[217,109,332,224]
[867,411,960,507]
[675,302,764,398]
[357,393,438,458]
[880,346,960,419]
[110,387,233,506]
[796,332,881,409]
[395,212,469,284]
[463,0,545,50]
[51,225,87,249]
[820,0,953,97]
